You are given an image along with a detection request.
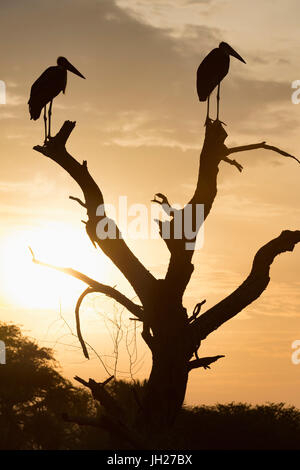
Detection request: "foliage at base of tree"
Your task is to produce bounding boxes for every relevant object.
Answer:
[0,322,102,450]
[172,402,300,450]
[104,380,300,450]
[1,322,299,450]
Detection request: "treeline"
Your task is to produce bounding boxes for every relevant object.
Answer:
[0,322,299,450]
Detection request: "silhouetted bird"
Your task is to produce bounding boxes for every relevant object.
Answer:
[28,57,85,143]
[197,42,246,124]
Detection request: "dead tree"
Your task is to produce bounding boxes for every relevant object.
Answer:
[32,118,300,440]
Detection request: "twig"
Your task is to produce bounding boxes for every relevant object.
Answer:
[188,300,206,323]
[69,195,87,208]
[222,156,243,172]
[188,355,225,371]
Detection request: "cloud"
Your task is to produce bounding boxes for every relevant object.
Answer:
[0,112,16,120]
[5,92,25,107]
[0,0,295,152]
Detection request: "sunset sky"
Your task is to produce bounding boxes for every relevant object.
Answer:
[0,0,299,407]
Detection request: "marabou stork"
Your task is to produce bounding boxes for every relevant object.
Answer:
[197,42,246,124]
[28,57,85,143]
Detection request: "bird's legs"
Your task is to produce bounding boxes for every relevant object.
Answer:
[216,83,220,120]
[47,100,53,140]
[215,84,226,125]
[43,106,47,144]
[205,95,212,126]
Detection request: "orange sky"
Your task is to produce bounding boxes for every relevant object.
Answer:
[0,0,299,407]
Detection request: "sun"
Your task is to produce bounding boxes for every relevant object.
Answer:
[0,221,110,310]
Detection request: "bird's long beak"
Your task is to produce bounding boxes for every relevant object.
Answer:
[228,45,246,64]
[65,60,86,78]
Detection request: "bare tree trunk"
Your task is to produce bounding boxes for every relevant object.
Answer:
[32,119,300,443]
[139,304,191,430]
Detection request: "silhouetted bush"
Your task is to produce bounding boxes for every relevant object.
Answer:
[0,322,104,449]
[104,380,300,449]
[1,323,299,449]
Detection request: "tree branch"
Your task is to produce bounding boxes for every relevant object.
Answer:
[73,375,124,428]
[29,247,144,320]
[163,122,300,301]
[69,195,87,208]
[163,120,228,299]
[73,375,144,448]
[222,155,243,172]
[151,193,181,217]
[227,142,300,165]
[192,230,300,343]
[188,355,225,371]
[33,121,157,308]
[74,287,95,359]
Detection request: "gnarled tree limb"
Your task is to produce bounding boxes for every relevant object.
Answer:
[33,121,157,308]
[191,230,300,344]
[73,375,144,448]
[227,142,300,165]
[188,354,225,371]
[162,122,300,302]
[75,287,95,359]
[29,247,143,320]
